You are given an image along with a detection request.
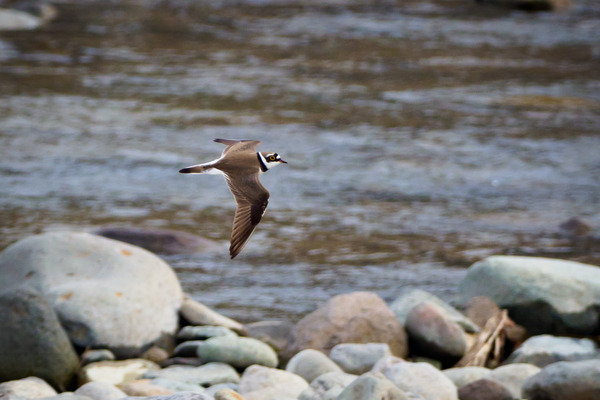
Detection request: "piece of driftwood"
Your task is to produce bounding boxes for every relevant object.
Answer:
[456,309,511,368]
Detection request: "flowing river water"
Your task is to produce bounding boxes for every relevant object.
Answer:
[1,0,599,322]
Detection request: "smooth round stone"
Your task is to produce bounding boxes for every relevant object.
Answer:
[383,362,458,400]
[0,377,57,399]
[143,363,240,386]
[298,371,357,400]
[39,395,93,400]
[329,343,392,375]
[336,372,408,400]
[442,366,490,388]
[196,336,278,369]
[522,359,600,400]
[79,359,160,386]
[286,349,343,383]
[238,365,308,400]
[457,379,514,400]
[177,326,237,341]
[504,335,599,367]
[487,363,541,398]
[73,381,126,400]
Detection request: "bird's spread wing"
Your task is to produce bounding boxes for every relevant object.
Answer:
[214,138,261,156]
[223,173,269,259]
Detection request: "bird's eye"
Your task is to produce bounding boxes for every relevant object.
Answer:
[269,156,276,161]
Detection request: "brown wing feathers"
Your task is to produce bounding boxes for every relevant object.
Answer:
[223,174,270,259]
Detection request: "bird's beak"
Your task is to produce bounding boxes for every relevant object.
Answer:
[280,159,288,164]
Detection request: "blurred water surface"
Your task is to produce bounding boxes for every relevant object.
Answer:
[1,0,599,322]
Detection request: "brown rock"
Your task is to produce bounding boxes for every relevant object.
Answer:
[458,378,514,400]
[285,292,408,359]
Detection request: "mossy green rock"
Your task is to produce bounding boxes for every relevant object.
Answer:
[196,336,278,368]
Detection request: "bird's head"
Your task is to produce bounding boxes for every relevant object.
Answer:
[261,152,287,170]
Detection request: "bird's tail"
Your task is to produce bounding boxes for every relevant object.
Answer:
[179,162,220,175]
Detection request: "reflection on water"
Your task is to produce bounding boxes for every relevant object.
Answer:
[1,0,599,322]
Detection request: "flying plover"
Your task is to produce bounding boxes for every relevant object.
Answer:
[180,138,287,259]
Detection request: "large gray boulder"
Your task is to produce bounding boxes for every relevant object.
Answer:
[0,232,184,358]
[522,359,600,400]
[459,256,600,335]
[0,288,79,390]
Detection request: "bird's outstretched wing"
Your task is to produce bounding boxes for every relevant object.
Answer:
[214,138,261,156]
[223,172,269,259]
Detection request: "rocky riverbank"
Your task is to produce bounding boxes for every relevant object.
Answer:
[1,231,600,400]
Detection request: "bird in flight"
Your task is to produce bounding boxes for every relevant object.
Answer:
[179,139,287,259]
